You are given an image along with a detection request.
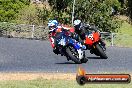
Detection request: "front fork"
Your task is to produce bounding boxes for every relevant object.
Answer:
[90,41,106,55]
[75,42,86,60]
[93,39,106,51]
[98,41,106,51]
[77,49,84,60]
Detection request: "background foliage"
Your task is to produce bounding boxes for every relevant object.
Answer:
[0,0,30,22]
[0,0,131,32]
[70,0,122,32]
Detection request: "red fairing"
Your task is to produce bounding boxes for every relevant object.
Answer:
[85,37,93,46]
[49,32,56,37]
[49,32,56,48]
[93,32,100,42]
[84,32,100,46]
[49,37,55,48]
[69,27,75,33]
[62,25,75,33]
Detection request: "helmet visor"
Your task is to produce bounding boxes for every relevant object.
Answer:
[49,25,56,32]
[75,23,81,30]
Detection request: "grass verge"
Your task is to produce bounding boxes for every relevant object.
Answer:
[114,21,132,47]
[0,79,131,88]
[0,73,131,88]
[105,21,132,47]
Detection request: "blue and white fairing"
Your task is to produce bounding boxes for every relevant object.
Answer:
[56,31,85,60]
[68,38,85,60]
[58,36,66,46]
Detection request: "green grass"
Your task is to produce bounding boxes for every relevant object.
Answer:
[0,79,131,88]
[118,22,132,35]
[114,34,132,47]
[104,21,132,47]
[113,21,132,47]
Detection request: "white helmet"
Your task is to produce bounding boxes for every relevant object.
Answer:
[48,20,58,32]
[48,20,58,27]
[73,19,81,26]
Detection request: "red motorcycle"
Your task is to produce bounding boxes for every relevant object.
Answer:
[84,30,108,59]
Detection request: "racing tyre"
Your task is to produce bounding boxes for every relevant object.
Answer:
[81,58,88,63]
[95,44,108,59]
[66,47,81,64]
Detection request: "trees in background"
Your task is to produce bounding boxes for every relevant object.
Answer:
[0,0,131,32]
[117,0,132,22]
[68,0,122,32]
[47,0,72,24]
[16,4,50,26]
[48,0,71,12]
[0,0,30,22]
[127,0,132,22]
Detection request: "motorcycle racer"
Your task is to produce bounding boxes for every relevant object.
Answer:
[48,20,61,54]
[73,19,106,50]
[48,20,76,54]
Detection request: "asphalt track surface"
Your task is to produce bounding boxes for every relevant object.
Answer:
[0,37,132,73]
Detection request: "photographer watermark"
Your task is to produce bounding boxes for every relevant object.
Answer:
[76,66,131,85]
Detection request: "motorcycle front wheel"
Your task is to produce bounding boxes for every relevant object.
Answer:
[95,44,108,59]
[66,46,81,64]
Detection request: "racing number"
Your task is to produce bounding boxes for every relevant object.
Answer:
[88,34,94,40]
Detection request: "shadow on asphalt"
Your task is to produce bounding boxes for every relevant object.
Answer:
[55,57,107,64]
[55,62,79,64]
[87,57,107,59]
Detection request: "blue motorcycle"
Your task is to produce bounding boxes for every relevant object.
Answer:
[54,30,88,64]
